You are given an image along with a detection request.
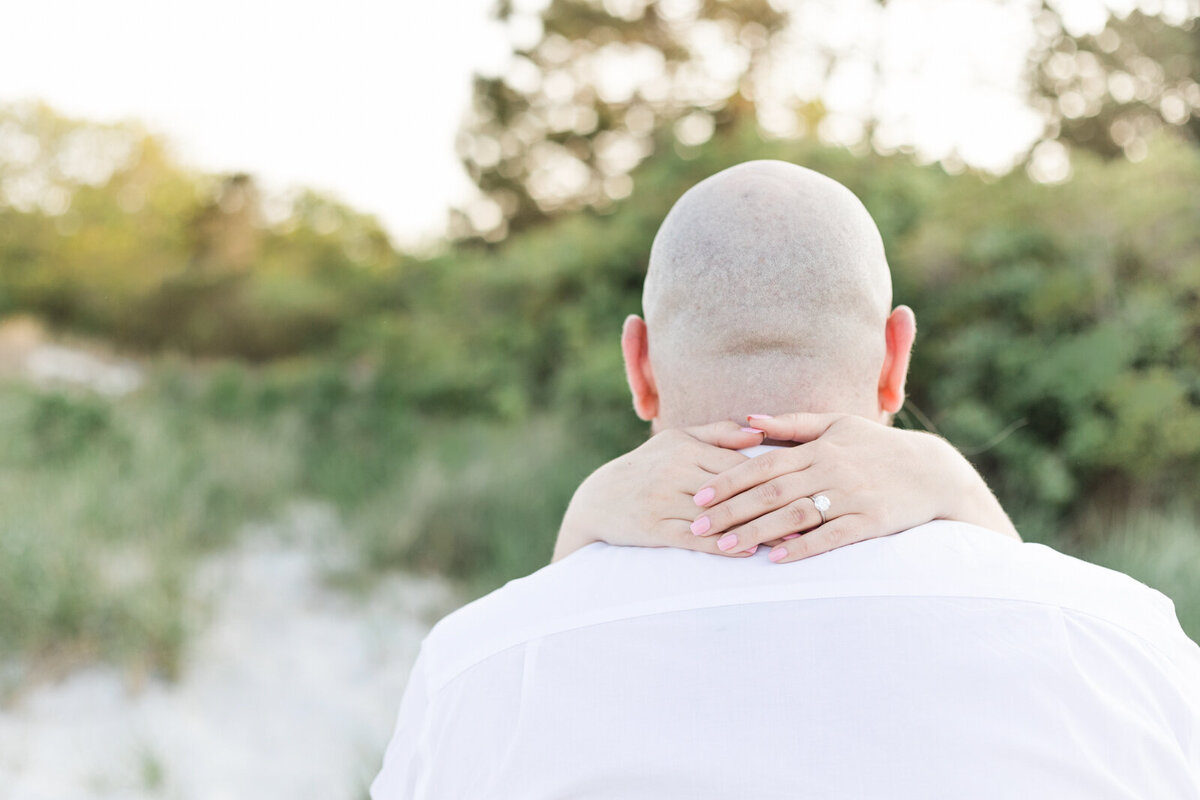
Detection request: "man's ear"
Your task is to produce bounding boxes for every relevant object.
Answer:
[621,314,659,422]
[878,305,916,416]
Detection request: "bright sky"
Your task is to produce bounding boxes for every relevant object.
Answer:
[0,0,511,248]
[0,0,1114,247]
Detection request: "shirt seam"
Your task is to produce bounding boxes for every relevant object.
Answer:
[426,592,1190,694]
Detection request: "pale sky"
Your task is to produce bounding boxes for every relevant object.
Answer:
[0,0,511,248]
[0,0,1116,247]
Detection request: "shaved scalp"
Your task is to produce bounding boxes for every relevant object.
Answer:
[643,160,893,428]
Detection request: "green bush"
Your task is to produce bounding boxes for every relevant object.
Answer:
[349,419,604,593]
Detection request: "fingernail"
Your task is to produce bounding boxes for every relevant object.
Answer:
[747,414,773,421]
[690,516,711,536]
[769,546,788,562]
[693,487,715,507]
[783,533,800,540]
[739,427,764,434]
[745,545,758,555]
[717,533,738,551]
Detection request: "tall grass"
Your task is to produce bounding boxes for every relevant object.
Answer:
[0,363,606,678]
[1067,506,1200,641]
[0,377,300,678]
[339,419,606,595]
[1,363,1196,683]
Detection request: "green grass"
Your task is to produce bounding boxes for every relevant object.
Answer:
[0,375,300,677]
[1068,505,1200,642]
[1,363,1196,682]
[0,363,610,678]
[337,418,606,596]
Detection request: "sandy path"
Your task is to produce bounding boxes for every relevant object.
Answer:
[0,507,459,800]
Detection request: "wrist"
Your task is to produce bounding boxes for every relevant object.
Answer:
[552,467,607,561]
[924,432,1021,540]
[906,430,961,521]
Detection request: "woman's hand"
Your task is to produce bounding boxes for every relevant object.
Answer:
[552,412,1020,563]
[690,413,1021,563]
[552,422,767,561]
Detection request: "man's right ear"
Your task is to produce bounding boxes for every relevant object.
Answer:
[621,314,659,422]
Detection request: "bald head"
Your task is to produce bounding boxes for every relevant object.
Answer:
[638,160,897,429]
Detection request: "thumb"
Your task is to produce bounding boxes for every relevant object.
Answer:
[743,412,845,443]
[682,419,767,449]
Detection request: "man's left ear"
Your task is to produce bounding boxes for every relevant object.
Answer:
[878,305,916,416]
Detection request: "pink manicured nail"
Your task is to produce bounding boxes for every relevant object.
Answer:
[693,487,715,507]
[769,546,788,562]
[783,533,801,540]
[747,414,773,421]
[739,427,764,434]
[745,546,758,555]
[690,516,711,536]
[717,533,738,551]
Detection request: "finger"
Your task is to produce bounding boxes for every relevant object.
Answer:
[765,514,874,563]
[654,521,761,558]
[663,468,732,520]
[682,419,767,450]
[743,412,848,443]
[693,471,818,537]
[710,492,837,553]
[695,446,749,476]
[694,446,814,508]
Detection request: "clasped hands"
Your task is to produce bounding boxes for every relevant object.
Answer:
[552,413,1020,563]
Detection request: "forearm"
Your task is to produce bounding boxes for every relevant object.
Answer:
[552,505,596,562]
[924,433,1021,541]
[552,468,606,562]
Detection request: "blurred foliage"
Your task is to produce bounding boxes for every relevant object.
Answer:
[0,376,298,675]
[1034,6,1200,160]
[1,98,1198,543]
[454,0,1199,238]
[0,104,393,359]
[374,119,1200,543]
[3,4,1200,667]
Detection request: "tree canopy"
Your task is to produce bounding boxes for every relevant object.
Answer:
[454,0,1200,239]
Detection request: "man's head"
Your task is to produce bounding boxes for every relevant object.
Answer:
[622,160,916,431]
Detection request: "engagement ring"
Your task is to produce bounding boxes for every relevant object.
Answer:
[811,494,831,525]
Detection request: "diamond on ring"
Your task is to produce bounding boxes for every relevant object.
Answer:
[812,494,831,524]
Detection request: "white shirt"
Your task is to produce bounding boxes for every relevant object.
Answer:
[372,522,1200,799]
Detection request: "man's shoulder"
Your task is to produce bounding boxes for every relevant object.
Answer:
[416,543,702,690]
[418,538,822,693]
[417,521,1192,693]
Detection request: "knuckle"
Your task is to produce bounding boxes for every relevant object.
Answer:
[754,481,781,503]
[707,504,731,529]
[828,523,857,549]
[753,452,778,476]
[721,505,744,530]
[786,502,810,528]
[795,535,825,559]
[709,476,730,498]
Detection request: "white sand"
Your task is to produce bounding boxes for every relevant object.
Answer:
[0,505,459,800]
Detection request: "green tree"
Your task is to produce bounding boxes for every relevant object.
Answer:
[455,0,1199,239]
[0,102,397,358]
[1030,6,1200,161]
